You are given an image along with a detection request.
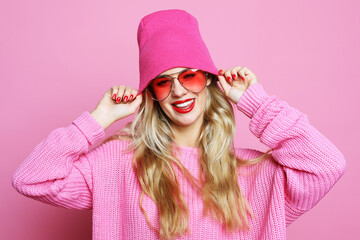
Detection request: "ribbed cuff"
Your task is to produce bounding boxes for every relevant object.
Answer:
[72,111,105,146]
[236,82,269,119]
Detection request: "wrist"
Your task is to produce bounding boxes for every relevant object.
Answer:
[90,108,113,130]
[229,88,243,104]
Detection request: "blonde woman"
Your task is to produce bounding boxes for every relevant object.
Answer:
[12,9,346,240]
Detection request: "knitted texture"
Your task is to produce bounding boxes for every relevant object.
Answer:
[12,83,346,239]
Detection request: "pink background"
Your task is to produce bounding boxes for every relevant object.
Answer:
[1,0,359,239]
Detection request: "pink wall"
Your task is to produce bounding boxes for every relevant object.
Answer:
[1,0,359,239]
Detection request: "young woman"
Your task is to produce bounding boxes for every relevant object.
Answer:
[12,9,346,240]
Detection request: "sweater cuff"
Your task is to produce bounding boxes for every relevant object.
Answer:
[72,111,105,146]
[236,82,270,119]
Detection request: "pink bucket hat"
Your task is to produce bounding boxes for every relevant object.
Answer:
[137,9,219,95]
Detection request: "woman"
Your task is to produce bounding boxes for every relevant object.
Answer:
[12,9,346,240]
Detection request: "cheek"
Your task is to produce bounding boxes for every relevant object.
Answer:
[158,101,171,116]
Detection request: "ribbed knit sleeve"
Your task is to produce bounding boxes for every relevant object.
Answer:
[12,111,105,210]
[236,82,346,226]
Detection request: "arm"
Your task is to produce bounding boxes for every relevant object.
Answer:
[236,82,346,225]
[11,111,105,210]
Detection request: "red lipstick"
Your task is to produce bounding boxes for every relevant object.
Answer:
[172,98,193,105]
[171,98,195,113]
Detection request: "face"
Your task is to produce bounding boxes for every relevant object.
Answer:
[155,67,211,129]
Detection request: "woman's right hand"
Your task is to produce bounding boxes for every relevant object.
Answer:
[90,86,143,129]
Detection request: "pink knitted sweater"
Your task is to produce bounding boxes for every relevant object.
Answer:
[12,83,346,239]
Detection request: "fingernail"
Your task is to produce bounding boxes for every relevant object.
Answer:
[112,94,116,100]
[124,96,128,102]
[129,95,133,101]
[232,74,237,80]
[116,97,121,103]
[227,76,232,82]
[219,69,223,75]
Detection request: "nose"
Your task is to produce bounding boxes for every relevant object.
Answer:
[171,77,188,98]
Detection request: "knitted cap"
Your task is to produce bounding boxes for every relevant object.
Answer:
[137,9,219,94]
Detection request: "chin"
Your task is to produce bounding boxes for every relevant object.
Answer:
[167,109,204,128]
[171,118,197,127]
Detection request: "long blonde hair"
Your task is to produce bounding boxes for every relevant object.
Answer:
[104,74,272,239]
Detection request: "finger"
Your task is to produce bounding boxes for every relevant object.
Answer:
[130,94,143,112]
[242,66,251,75]
[237,68,246,81]
[115,85,125,103]
[217,75,231,94]
[224,68,233,83]
[239,66,252,81]
[122,87,133,103]
[110,85,118,100]
[243,67,254,79]
[230,66,243,81]
[128,89,138,101]
[131,92,143,107]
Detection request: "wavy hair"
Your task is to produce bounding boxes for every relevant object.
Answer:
[104,73,272,239]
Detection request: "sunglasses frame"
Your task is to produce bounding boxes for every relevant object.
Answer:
[146,68,210,101]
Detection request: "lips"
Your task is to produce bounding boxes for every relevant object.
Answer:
[172,98,194,105]
[171,98,195,113]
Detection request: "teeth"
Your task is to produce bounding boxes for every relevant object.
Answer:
[174,99,194,108]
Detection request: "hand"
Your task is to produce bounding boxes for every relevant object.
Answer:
[217,66,259,104]
[91,86,143,129]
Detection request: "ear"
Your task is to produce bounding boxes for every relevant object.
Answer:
[206,74,212,86]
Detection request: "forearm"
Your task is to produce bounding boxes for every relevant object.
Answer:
[12,111,105,209]
[236,83,346,220]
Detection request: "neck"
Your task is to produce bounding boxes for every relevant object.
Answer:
[171,118,203,148]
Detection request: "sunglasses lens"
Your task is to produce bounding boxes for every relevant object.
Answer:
[149,69,207,101]
[149,77,172,101]
[179,69,206,92]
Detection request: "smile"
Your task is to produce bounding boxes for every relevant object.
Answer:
[171,98,195,113]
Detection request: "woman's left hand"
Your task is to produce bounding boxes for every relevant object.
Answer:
[217,66,259,104]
